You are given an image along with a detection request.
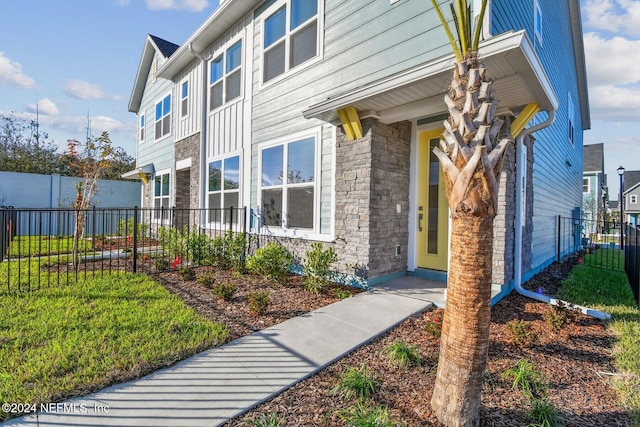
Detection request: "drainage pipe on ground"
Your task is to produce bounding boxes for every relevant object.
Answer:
[513,110,611,320]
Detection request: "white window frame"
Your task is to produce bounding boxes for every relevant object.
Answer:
[258,129,321,238]
[206,153,242,230]
[567,93,575,145]
[260,0,323,86]
[583,177,590,194]
[180,79,189,118]
[153,169,171,224]
[209,38,243,112]
[631,195,638,205]
[139,113,145,143]
[534,0,543,46]
[155,93,171,141]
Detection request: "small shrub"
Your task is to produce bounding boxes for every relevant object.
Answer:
[528,398,565,427]
[383,341,421,369]
[424,318,443,338]
[249,291,270,315]
[154,258,170,272]
[303,242,338,294]
[196,272,216,288]
[505,319,539,346]
[212,282,237,302]
[332,363,380,401]
[247,242,293,283]
[250,413,281,427]
[116,218,149,241]
[210,231,247,272]
[543,305,575,331]
[503,359,547,399]
[178,267,196,281]
[337,402,396,427]
[336,289,352,299]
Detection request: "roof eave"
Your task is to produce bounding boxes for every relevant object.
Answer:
[128,36,159,113]
[569,0,591,130]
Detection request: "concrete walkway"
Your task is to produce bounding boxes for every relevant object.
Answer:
[3,278,441,427]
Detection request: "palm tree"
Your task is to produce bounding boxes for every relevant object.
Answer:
[428,0,513,425]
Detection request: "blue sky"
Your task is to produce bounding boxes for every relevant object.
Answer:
[0,0,638,197]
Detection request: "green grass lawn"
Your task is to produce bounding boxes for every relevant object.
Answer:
[7,235,92,258]
[558,252,640,424]
[0,273,229,421]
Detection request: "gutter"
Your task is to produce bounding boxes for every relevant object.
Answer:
[513,110,611,320]
[189,42,210,220]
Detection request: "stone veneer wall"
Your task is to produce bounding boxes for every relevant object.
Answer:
[522,136,534,272]
[174,133,201,212]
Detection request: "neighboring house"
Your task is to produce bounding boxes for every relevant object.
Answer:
[582,143,606,233]
[125,0,589,299]
[623,171,640,226]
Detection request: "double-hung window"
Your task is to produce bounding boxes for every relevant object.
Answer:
[260,136,316,230]
[263,0,319,82]
[139,114,145,143]
[208,156,240,226]
[154,172,170,222]
[155,94,171,140]
[210,40,242,111]
[631,195,638,205]
[567,93,575,145]
[181,80,189,117]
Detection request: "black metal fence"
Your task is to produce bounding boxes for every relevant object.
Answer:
[624,223,640,307]
[557,215,624,270]
[0,206,250,292]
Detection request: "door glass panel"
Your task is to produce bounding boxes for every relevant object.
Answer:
[427,138,439,254]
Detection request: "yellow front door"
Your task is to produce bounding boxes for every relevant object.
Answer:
[417,129,449,271]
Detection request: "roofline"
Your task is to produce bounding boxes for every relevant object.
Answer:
[624,181,640,195]
[128,35,170,113]
[569,0,591,130]
[158,0,263,79]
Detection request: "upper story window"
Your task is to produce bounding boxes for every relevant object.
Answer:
[260,136,316,230]
[210,40,242,111]
[534,0,542,45]
[263,0,319,83]
[567,93,575,145]
[631,195,638,205]
[155,94,171,140]
[181,80,189,117]
[583,178,590,194]
[139,114,145,143]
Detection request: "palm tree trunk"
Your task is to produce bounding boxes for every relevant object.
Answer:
[431,212,494,426]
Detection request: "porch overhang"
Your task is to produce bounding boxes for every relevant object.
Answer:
[121,164,154,184]
[303,30,558,125]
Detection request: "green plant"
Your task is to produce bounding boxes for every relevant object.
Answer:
[246,242,293,283]
[178,267,196,281]
[250,413,281,427]
[336,289,352,299]
[505,319,539,346]
[542,305,575,331]
[528,398,565,427]
[210,231,247,272]
[383,341,421,369]
[503,359,547,399]
[212,282,237,302]
[116,218,149,241]
[154,258,170,272]
[332,363,380,401]
[196,272,216,288]
[424,317,443,338]
[248,291,270,315]
[337,402,396,427]
[303,242,338,294]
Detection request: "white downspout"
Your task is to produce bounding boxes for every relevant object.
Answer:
[189,42,209,221]
[513,110,610,320]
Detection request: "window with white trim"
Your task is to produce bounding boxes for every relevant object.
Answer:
[210,40,242,111]
[155,94,171,140]
[534,0,542,45]
[139,114,145,143]
[208,155,240,226]
[631,195,638,205]
[260,136,316,230]
[154,172,170,221]
[568,93,575,145]
[181,80,189,117]
[583,178,590,194]
[262,0,319,83]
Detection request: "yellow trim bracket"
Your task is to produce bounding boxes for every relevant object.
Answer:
[337,106,363,141]
[511,103,540,137]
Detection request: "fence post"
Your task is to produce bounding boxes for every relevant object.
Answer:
[133,206,138,273]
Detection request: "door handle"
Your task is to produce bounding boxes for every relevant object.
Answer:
[418,213,423,232]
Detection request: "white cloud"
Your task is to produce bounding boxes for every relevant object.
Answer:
[26,98,59,116]
[0,52,38,89]
[582,0,640,38]
[146,0,209,12]
[64,80,122,101]
[113,0,130,5]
